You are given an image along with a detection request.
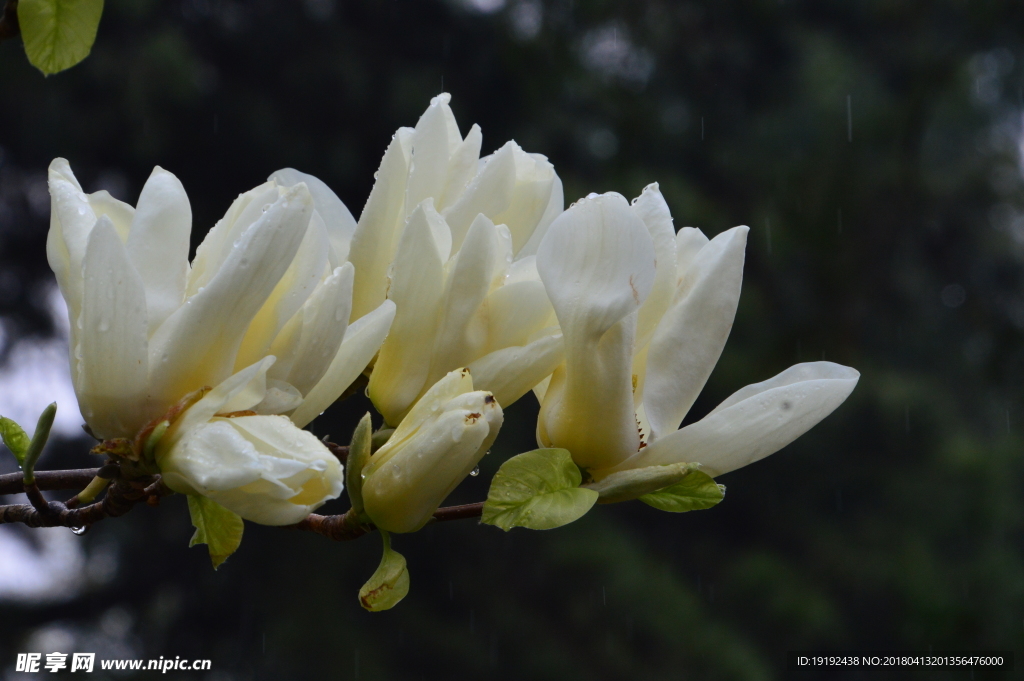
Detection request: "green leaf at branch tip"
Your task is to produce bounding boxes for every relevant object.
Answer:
[21,402,57,483]
[639,468,725,513]
[346,413,372,516]
[18,0,104,75]
[187,495,244,570]
[359,530,410,612]
[482,448,599,531]
[0,417,30,465]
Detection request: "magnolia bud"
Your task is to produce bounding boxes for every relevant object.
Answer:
[361,369,503,533]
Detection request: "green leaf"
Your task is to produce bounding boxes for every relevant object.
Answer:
[584,462,697,504]
[346,413,372,515]
[18,0,104,76]
[639,469,725,513]
[187,495,244,570]
[0,417,30,465]
[359,530,410,612]
[482,448,599,531]
[21,403,56,483]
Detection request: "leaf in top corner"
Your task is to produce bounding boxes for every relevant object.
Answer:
[187,495,244,570]
[18,0,105,76]
[0,417,30,465]
[481,448,598,531]
[359,530,409,612]
[639,469,725,513]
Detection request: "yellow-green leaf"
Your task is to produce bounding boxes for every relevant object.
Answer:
[639,469,725,513]
[0,416,30,465]
[584,462,697,504]
[482,448,598,531]
[346,413,372,516]
[359,530,410,612]
[187,495,244,570]
[18,0,104,76]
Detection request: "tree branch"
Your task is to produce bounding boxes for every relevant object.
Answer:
[0,0,18,42]
[0,468,103,496]
[0,475,160,528]
[0,444,487,539]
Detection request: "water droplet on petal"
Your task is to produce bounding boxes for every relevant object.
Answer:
[469,466,480,477]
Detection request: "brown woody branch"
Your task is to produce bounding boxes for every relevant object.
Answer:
[0,475,162,528]
[0,467,106,496]
[0,0,18,42]
[0,445,485,538]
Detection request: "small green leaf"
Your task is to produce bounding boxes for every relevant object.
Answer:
[584,462,697,504]
[21,403,57,483]
[18,0,104,76]
[359,530,410,612]
[346,413,372,516]
[0,417,30,465]
[482,448,599,531]
[639,469,725,513]
[187,495,244,570]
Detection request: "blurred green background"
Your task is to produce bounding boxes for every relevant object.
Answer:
[2,0,1024,678]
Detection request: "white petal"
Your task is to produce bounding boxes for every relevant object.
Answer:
[675,227,710,282]
[516,172,564,258]
[618,362,860,477]
[474,279,554,354]
[437,124,482,211]
[442,142,516,251]
[488,145,557,254]
[147,185,313,405]
[348,132,411,320]
[642,226,748,442]
[269,169,357,265]
[273,263,354,395]
[426,214,499,385]
[290,299,396,428]
[126,167,192,334]
[467,333,564,409]
[160,356,276,454]
[87,191,134,242]
[537,192,656,338]
[186,181,280,297]
[535,192,657,471]
[405,94,454,216]
[233,201,327,371]
[78,216,149,438]
[385,367,475,450]
[367,202,448,425]
[631,183,677,351]
[47,159,93,324]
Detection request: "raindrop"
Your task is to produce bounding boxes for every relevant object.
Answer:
[469,466,480,477]
[71,526,88,536]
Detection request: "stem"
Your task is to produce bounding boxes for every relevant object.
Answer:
[294,501,485,541]
[0,468,101,496]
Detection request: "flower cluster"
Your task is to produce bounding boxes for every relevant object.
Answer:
[42,94,858,593]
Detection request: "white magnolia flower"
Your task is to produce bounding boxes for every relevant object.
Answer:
[362,368,502,533]
[346,93,564,425]
[347,92,564,323]
[535,187,859,479]
[156,358,344,525]
[46,159,395,440]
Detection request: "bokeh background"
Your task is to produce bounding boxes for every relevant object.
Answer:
[2,0,1024,678]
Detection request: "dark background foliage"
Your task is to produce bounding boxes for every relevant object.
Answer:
[2,0,1024,678]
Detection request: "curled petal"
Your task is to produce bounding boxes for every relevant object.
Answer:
[613,362,860,477]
